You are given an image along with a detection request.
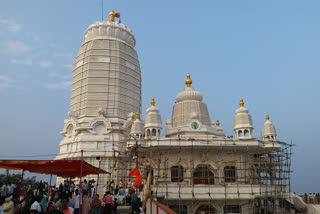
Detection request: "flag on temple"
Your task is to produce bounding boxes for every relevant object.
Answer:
[128,167,142,189]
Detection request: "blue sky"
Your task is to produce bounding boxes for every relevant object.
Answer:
[0,0,319,193]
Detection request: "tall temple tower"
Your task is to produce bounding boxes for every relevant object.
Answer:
[56,11,141,194]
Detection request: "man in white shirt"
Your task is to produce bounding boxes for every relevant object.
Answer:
[72,189,80,214]
[0,183,8,205]
[7,183,14,196]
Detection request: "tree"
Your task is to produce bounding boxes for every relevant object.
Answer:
[0,173,39,188]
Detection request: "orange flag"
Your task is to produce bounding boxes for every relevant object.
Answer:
[128,167,142,190]
[115,13,120,18]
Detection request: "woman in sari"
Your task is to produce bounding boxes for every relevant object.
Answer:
[81,192,91,214]
[90,194,101,214]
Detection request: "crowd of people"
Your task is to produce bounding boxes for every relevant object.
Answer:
[0,178,144,214]
[298,193,320,204]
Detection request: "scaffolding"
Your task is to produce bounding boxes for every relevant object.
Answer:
[57,135,296,214]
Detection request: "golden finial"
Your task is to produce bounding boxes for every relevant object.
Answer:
[151,97,155,106]
[266,114,269,121]
[239,98,244,107]
[109,10,115,22]
[185,73,192,87]
[136,112,140,120]
[216,120,220,127]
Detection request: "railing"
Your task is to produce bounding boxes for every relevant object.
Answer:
[151,200,177,214]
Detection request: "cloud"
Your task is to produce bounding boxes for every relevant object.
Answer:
[0,18,21,32]
[10,58,33,65]
[48,72,71,79]
[4,41,31,53]
[47,81,72,89]
[37,60,52,68]
[0,75,14,88]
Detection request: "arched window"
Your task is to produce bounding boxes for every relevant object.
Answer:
[171,166,184,182]
[244,129,249,136]
[224,166,236,183]
[223,205,241,213]
[196,205,216,214]
[158,129,160,136]
[147,129,150,136]
[152,129,156,136]
[193,165,215,185]
[238,130,243,137]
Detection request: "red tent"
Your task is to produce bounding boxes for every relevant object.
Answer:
[0,160,109,177]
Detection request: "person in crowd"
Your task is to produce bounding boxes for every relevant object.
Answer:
[0,204,3,214]
[90,194,101,214]
[29,196,42,213]
[103,191,113,214]
[0,183,8,205]
[39,189,48,212]
[82,180,88,195]
[130,190,138,214]
[7,183,14,196]
[114,186,119,195]
[118,180,123,190]
[81,192,91,214]
[118,187,125,196]
[63,181,68,193]
[46,202,58,212]
[72,189,80,214]
[2,195,14,214]
[59,196,74,214]
[113,198,118,214]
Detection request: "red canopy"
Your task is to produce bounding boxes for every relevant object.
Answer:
[0,160,109,177]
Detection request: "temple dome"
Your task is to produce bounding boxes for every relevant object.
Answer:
[130,113,144,138]
[84,21,136,47]
[166,74,223,137]
[144,97,162,138]
[176,87,203,102]
[233,98,254,138]
[262,114,277,141]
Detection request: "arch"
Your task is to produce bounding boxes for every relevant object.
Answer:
[152,129,156,136]
[147,129,150,136]
[224,166,236,183]
[193,164,215,185]
[66,124,74,136]
[244,129,249,136]
[196,205,217,214]
[171,165,184,182]
[238,130,243,137]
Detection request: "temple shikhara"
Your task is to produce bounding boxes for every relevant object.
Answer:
[55,11,306,214]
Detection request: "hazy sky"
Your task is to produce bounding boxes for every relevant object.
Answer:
[0,0,319,193]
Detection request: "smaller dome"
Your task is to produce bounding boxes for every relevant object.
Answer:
[233,98,253,130]
[262,114,277,140]
[145,97,162,129]
[233,98,254,139]
[130,112,144,136]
